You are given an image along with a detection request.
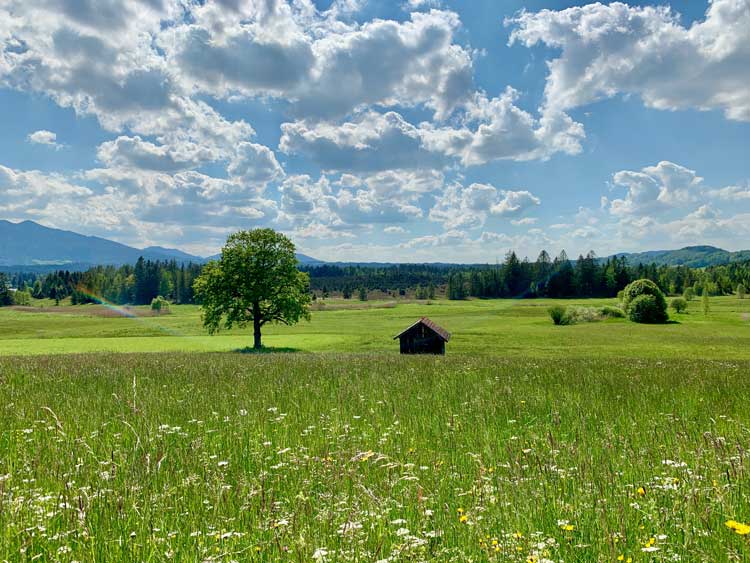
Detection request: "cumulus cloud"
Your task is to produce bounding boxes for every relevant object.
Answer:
[226,142,284,189]
[423,89,584,165]
[430,182,541,229]
[508,0,750,121]
[27,130,63,149]
[280,111,447,172]
[281,100,583,173]
[608,161,704,216]
[97,136,212,173]
[162,6,473,120]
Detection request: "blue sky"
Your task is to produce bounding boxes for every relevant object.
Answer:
[0,0,748,261]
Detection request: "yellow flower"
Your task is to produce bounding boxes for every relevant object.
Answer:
[636,486,646,496]
[514,531,523,539]
[459,514,468,523]
[560,524,574,532]
[457,508,464,514]
[726,520,750,535]
[617,556,624,562]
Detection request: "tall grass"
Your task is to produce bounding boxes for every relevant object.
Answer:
[1,353,749,561]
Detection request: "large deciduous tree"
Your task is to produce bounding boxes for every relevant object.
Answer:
[194,229,311,349]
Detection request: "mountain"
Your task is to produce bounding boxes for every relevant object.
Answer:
[0,220,322,270]
[0,220,204,267]
[611,245,750,268]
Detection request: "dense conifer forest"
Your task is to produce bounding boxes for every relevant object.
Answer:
[4,250,749,306]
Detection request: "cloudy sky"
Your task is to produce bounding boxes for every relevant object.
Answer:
[0,0,748,261]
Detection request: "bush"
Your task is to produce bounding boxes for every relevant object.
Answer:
[548,305,572,325]
[616,290,624,302]
[599,305,625,318]
[683,287,695,301]
[628,294,668,324]
[670,297,688,314]
[150,296,170,314]
[566,307,597,323]
[623,279,668,323]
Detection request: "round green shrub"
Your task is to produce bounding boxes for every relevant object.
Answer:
[670,297,688,313]
[548,305,571,325]
[628,294,669,324]
[623,279,669,323]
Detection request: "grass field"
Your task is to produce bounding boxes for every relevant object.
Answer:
[2,354,750,562]
[1,295,749,358]
[2,297,750,561]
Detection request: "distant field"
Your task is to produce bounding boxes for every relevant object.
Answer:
[1,296,749,358]
[2,353,749,561]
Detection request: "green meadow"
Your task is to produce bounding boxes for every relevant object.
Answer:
[2,297,750,561]
[1,295,749,358]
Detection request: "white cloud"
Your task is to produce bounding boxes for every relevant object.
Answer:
[384,226,408,234]
[226,142,284,189]
[280,111,447,172]
[281,100,583,173]
[508,0,750,121]
[430,183,541,229]
[97,136,213,173]
[27,130,63,149]
[608,161,704,216]
[162,7,474,120]
[424,89,584,165]
[707,185,750,201]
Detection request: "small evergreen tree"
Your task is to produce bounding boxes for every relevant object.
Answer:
[738,283,746,300]
[358,286,368,301]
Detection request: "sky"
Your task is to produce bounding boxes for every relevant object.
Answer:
[0,0,748,262]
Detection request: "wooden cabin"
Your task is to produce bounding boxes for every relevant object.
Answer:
[394,317,451,355]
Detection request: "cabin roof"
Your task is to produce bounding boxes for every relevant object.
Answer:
[393,317,451,342]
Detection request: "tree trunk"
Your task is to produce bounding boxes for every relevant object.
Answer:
[253,301,262,349]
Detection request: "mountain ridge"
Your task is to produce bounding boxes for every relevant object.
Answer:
[2,220,749,271]
[0,220,321,269]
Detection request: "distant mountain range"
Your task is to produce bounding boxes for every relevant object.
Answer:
[2,220,749,271]
[611,246,750,268]
[0,220,321,270]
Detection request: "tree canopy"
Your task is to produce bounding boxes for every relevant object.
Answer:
[193,229,311,349]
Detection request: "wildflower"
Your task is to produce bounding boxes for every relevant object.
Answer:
[459,514,468,523]
[637,486,646,496]
[726,520,750,535]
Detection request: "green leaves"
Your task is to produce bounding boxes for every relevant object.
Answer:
[194,229,311,344]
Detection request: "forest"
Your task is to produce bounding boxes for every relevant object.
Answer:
[3,250,750,306]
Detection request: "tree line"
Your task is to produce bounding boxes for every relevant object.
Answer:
[3,249,750,305]
[5,258,203,305]
[305,250,750,300]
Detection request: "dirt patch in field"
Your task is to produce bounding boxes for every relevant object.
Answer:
[10,305,169,318]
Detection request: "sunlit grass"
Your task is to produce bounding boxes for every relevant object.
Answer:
[1,353,749,561]
[1,296,750,358]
